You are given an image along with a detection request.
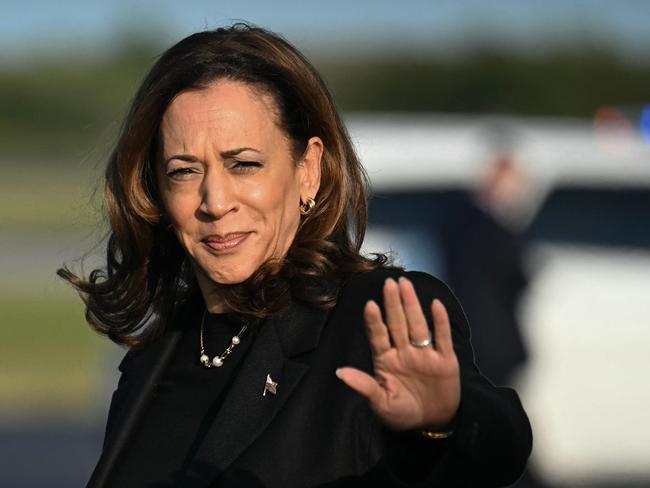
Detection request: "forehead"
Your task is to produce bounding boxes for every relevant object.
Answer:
[161,81,280,137]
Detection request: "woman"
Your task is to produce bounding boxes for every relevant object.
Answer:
[60,24,532,487]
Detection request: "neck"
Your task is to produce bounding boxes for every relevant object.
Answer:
[205,298,227,313]
[195,270,230,313]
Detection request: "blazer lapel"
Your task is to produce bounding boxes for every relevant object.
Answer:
[181,299,332,485]
[87,295,202,488]
[87,329,183,488]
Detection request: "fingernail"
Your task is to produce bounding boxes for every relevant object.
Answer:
[335,368,344,379]
[384,277,396,286]
[398,276,412,286]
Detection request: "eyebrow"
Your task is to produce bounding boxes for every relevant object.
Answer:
[164,147,262,165]
[221,147,263,158]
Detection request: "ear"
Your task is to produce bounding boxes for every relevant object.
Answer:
[298,136,323,202]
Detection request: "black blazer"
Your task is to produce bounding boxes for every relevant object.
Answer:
[87,269,532,487]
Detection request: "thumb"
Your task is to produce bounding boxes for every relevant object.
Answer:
[336,367,383,405]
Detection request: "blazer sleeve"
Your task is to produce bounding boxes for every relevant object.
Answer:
[372,270,533,487]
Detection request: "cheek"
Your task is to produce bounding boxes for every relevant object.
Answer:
[245,179,300,251]
[247,175,299,220]
[277,185,302,244]
[272,180,301,225]
[160,191,198,235]
[161,194,183,222]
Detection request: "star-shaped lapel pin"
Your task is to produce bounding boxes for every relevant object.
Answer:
[263,373,278,396]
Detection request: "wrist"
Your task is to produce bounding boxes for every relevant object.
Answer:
[419,411,459,439]
[420,428,453,439]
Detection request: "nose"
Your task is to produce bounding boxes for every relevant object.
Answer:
[198,170,238,220]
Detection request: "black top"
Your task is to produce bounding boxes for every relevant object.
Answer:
[110,311,256,487]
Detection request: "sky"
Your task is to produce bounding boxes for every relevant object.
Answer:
[2,0,650,61]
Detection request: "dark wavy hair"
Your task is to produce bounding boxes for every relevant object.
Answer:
[58,23,387,348]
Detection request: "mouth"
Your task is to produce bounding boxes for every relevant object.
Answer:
[202,232,251,252]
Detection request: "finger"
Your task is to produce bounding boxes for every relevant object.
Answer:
[383,278,409,348]
[398,277,431,346]
[431,299,454,356]
[335,367,384,407]
[364,300,391,357]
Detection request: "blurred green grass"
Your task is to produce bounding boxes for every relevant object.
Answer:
[0,165,103,231]
[0,290,108,419]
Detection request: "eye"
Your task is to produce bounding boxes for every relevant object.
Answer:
[166,167,197,179]
[232,160,263,173]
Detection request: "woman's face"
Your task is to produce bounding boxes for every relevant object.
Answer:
[157,80,322,291]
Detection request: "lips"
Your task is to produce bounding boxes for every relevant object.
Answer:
[202,232,251,252]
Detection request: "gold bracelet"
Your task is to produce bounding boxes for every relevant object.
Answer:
[420,429,454,439]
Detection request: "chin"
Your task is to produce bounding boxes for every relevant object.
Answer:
[205,258,263,284]
[187,254,248,286]
[205,268,254,286]
[190,243,276,287]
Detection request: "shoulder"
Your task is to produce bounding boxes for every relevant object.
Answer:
[337,267,467,327]
[339,267,458,306]
[341,266,440,290]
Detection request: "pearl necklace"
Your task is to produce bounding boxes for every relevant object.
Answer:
[199,309,248,368]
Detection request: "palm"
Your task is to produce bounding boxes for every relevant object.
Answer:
[337,277,461,432]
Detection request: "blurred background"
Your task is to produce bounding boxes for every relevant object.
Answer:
[1,1,649,486]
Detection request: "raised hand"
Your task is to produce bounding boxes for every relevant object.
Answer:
[336,277,461,432]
